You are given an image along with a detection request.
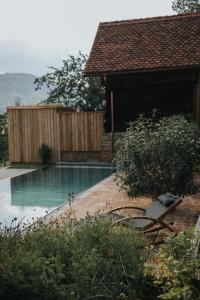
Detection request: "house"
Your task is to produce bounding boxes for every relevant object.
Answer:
[85,13,200,132]
[7,13,200,163]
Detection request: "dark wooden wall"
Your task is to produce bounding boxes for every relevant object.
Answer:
[105,69,199,132]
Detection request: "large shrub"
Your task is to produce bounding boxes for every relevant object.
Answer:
[0,135,8,164]
[115,115,200,197]
[0,217,148,300]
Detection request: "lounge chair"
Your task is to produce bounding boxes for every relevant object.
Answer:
[194,215,200,256]
[106,193,182,238]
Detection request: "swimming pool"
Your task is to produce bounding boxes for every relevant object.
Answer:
[0,165,113,228]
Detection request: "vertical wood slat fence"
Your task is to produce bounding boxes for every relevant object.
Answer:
[7,106,104,163]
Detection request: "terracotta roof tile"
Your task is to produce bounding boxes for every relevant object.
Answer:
[85,13,200,75]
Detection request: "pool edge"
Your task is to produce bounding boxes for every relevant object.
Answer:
[21,174,115,234]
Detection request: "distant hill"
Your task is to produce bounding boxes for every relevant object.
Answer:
[0,73,47,112]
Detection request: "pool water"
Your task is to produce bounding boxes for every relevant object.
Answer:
[0,165,113,228]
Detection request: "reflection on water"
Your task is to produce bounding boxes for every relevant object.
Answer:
[0,166,113,228]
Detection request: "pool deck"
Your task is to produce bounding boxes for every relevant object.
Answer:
[0,168,35,180]
[54,174,200,233]
[1,167,199,234]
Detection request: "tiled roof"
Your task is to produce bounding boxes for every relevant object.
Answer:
[85,13,200,75]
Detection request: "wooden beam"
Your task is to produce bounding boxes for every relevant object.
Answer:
[110,91,114,155]
[111,91,114,132]
[195,73,200,125]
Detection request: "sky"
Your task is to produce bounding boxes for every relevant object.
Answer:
[0,0,173,75]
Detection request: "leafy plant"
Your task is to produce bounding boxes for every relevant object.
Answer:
[1,215,199,299]
[0,216,148,300]
[115,114,200,197]
[146,229,200,299]
[38,143,52,164]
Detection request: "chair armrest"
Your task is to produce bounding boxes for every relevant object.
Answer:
[107,206,145,214]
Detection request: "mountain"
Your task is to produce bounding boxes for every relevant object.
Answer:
[0,73,47,112]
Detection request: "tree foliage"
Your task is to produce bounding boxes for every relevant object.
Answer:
[0,112,8,163]
[115,114,200,197]
[34,52,105,111]
[172,0,200,13]
[0,112,8,135]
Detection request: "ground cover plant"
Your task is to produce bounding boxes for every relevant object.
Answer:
[115,114,200,197]
[0,216,199,299]
[0,217,149,300]
[146,229,200,299]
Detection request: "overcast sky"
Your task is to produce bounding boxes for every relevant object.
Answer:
[0,0,173,75]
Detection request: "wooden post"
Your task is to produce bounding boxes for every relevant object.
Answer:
[110,91,114,154]
[111,91,114,133]
[195,73,200,126]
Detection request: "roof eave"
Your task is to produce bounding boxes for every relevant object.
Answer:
[84,64,200,77]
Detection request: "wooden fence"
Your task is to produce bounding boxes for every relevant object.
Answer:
[7,106,104,163]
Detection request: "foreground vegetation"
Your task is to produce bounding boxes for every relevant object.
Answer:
[0,217,199,300]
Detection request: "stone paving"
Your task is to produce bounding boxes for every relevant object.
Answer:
[0,167,35,180]
[56,174,200,233]
[1,168,198,235]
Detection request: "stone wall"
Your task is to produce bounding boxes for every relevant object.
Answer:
[100,132,124,163]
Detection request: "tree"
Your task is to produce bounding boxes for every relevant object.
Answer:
[34,52,105,111]
[0,112,8,135]
[0,112,8,163]
[172,0,200,13]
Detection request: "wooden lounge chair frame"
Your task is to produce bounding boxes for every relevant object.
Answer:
[107,198,183,236]
[194,215,200,256]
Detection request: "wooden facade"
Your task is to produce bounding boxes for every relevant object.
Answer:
[7,106,104,163]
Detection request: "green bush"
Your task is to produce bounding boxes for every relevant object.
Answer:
[0,217,148,300]
[115,115,200,197]
[38,143,52,164]
[0,134,8,164]
[146,229,200,300]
